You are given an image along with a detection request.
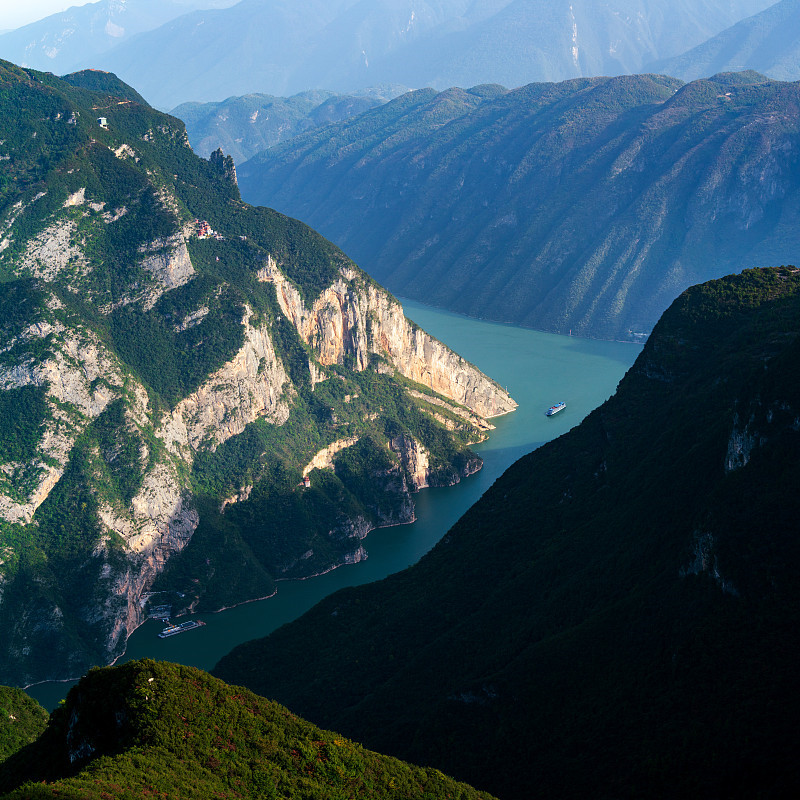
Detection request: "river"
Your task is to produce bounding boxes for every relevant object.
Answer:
[25,300,640,709]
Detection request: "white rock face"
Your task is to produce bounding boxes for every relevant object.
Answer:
[20,219,86,282]
[266,259,517,420]
[0,319,123,524]
[139,231,196,306]
[390,433,430,491]
[159,307,290,457]
[406,389,494,435]
[303,436,361,475]
[64,188,86,207]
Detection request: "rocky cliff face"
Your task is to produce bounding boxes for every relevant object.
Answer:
[264,258,516,420]
[0,306,123,525]
[0,63,516,686]
[0,213,513,687]
[159,307,290,457]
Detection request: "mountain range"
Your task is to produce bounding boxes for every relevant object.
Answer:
[0,60,513,687]
[174,90,391,163]
[0,7,798,795]
[238,70,800,340]
[215,265,800,799]
[0,0,776,109]
[650,0,800,81]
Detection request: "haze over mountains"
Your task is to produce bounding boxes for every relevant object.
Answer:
[650,0,800,81]
[0,0,239,81]
[175,90,392,163]
[0,0,778,109]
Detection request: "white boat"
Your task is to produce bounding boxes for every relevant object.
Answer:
[546,401,566,416]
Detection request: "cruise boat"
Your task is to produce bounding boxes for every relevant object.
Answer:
[158,619,206,638]
[546,401,566,416]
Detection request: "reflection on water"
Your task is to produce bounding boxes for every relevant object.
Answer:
[26,300,640,709]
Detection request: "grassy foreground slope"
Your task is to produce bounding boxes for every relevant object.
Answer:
[0,660,495,799]
[216,266,800,798]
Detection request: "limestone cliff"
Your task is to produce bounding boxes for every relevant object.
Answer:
[263,257,517,421]
[159,307,290,458]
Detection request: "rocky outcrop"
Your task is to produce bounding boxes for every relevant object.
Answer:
[302,436,360,475]
[159,307,290,457]
[97,459,199,660]
[265,259,516,421]
[20,219,86,283]
[725,414,758,473]
[139,229,196,308]
[407,389,494,436]
[0,315,123,524]
[389,433,431,492]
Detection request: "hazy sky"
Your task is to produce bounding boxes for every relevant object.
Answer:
[0,0,95,31]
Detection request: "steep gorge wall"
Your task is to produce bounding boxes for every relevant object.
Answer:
[263,258,516,420]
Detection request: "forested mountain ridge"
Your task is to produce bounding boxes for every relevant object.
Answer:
[0,60,514,687]
[239,71,800,340]
[174,90,388,163]
[215,266,800,799]
[0,660,496,799]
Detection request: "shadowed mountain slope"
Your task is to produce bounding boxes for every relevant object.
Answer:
[216,266,800,799]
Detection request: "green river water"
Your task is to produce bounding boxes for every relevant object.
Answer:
[26,300,640,708]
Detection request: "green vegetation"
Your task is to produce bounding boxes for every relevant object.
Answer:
[0,686,48,763]
[60,69,150,106]
[239,71,800,340]
[215,267,800,799]
[0,660,496,799]
[157,360,480,613]
[0,386,50,464]
[108,280,247,409]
